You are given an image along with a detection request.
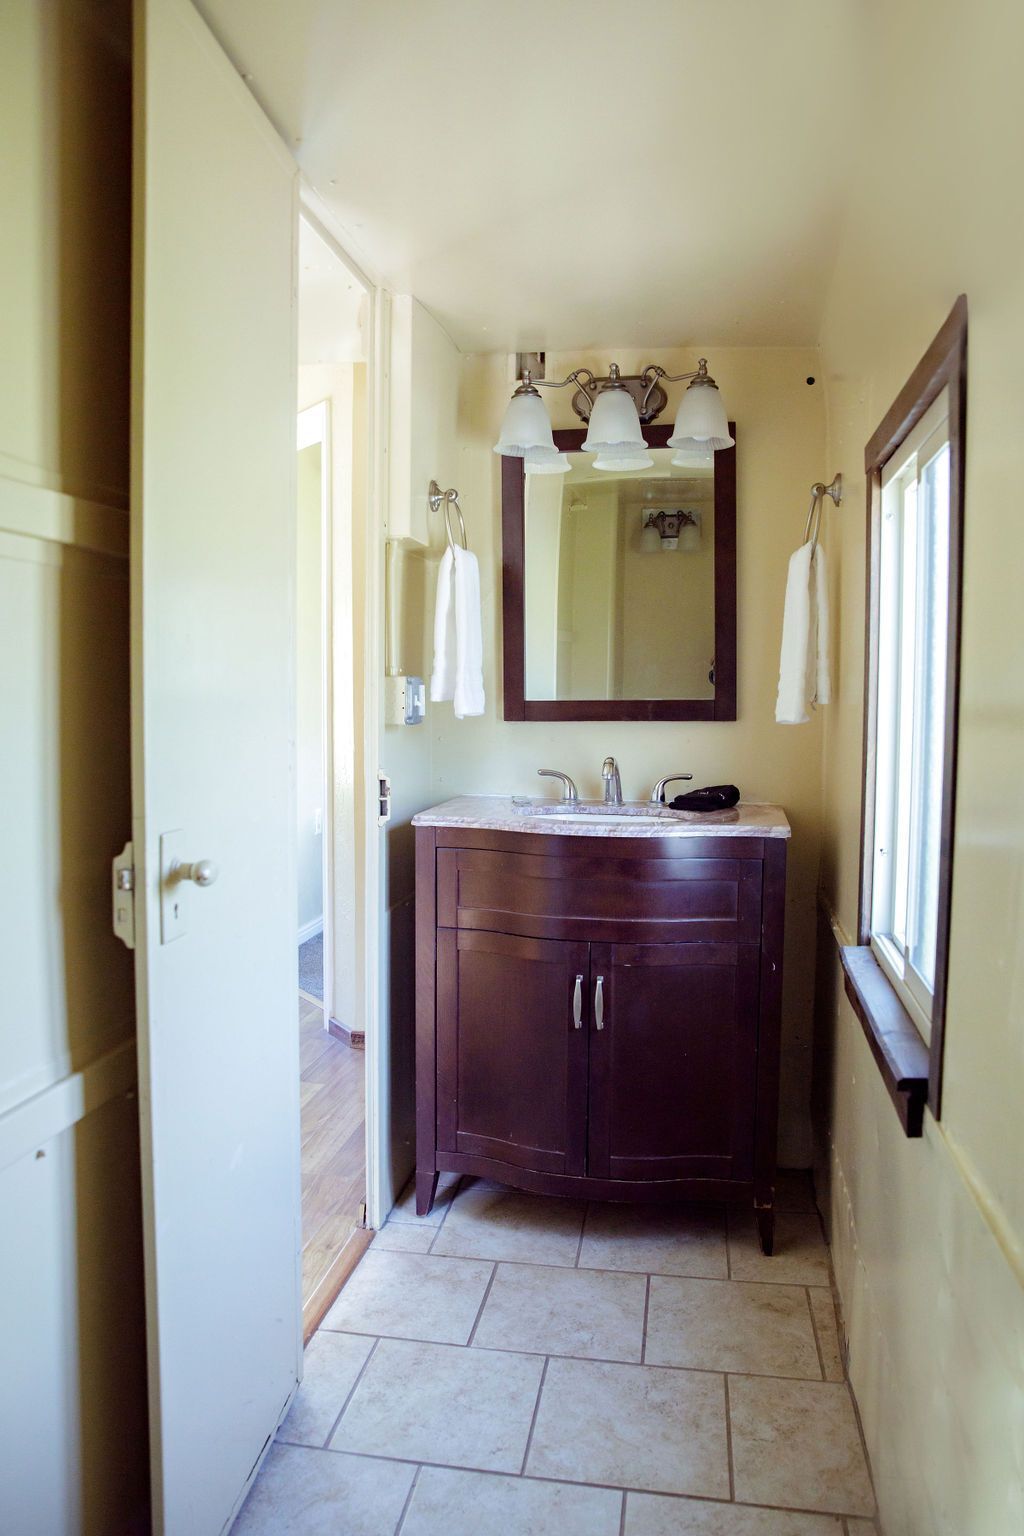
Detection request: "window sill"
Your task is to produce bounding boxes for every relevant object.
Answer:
[839,945,929,1137]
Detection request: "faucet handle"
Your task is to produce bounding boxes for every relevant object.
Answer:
[650,773,694,804]
[537,769,579,803]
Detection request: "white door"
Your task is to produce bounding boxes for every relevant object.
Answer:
[130,3,300,1532]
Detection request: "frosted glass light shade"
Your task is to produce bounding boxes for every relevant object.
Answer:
[670,445,714,469]
[640,520,662,553]
[524,450,571,475]
[581,386,648,452]
[493,389,556,457]
[668,381,734,451]
[592,449,654,471]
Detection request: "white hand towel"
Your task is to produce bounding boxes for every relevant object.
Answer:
[452,545,485,719]
[776,541,831,724]
[430,547,455,703]
[430,545,485,719]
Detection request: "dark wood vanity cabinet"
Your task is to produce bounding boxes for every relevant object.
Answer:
[415,825,787,1253]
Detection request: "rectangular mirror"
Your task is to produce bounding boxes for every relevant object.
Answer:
[502,424,736,720]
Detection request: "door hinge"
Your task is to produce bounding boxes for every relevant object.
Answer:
[377,773,392,825]
[112,841,135,949]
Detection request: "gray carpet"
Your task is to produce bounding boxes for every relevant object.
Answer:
[298,932,323,1001]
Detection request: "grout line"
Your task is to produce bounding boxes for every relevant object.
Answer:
[321,1335,380,1448]
[640,1275,651,1365]
[618,1488,628,1536]
[724,1373,735,1501]
[393,1464,421,1535]
[466,1262,499,1347]
[319,1325,832,1383]
[518,1355,550,1475]
[806,1286,827,1381]
[574,1203,589,1267]
[316,1440,876,1519]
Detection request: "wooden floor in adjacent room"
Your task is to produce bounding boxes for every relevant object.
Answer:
[299,996,366,1330]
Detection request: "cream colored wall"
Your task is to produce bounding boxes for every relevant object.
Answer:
[440,346,827,1161]
[296,442,325,937]
[814,3,1024,1531]
[0,2,148,1531]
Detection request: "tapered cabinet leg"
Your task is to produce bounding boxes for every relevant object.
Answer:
[755,1202,775,1256]
[416,1168,439,1217]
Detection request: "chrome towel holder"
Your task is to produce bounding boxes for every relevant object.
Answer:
[429,480,469,553]
[803,473,842,554]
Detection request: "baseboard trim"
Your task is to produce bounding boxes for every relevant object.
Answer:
[329,1015,365,1050]
[302,1226,373,1343]
[297,917,324,946]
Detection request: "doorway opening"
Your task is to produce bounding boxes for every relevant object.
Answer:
[295,215,372,1336]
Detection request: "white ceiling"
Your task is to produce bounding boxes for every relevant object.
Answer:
[200,0,857,353]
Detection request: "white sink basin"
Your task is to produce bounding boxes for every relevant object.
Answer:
[519,801,702,825]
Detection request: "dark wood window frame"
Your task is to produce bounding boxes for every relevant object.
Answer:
[500,423,737,722]
[841,294,967,1135]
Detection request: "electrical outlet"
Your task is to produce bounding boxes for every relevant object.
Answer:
[314,808,322,836]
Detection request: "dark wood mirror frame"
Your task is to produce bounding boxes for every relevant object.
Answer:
[501,423,737,722]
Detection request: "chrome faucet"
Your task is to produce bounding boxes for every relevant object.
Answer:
[602,757,623,805]
[537,768,579,802]
[650,773,694,804]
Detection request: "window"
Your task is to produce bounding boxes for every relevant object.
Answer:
[870,392,951,1041]
[846,295,967,1130]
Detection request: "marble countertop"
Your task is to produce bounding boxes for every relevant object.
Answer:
[412,795,791,840]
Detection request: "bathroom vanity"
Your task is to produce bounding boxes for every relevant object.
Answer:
[413,796,789,1253]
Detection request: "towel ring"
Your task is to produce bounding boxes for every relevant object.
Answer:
[802,473,842,556]
[429,480,469,553]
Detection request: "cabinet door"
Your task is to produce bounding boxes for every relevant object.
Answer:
[588,943,759,1182]
[437,930,589,1176]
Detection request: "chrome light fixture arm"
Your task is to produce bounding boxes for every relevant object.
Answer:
[517,366,597,395]
[639,357,715,414]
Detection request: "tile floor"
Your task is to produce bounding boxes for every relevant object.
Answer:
[234,1173,878,1536]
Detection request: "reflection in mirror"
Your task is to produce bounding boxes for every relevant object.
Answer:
[524,447,715,702]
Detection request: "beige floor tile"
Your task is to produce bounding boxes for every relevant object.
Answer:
[729,1377,875,1517]
[473,1261,647,1361]
[330,1337,544,1473]
[527,1356,730,1498]
[645,1276,821,1378]
[431,1184,586,1266]
[728,1213,831,1286]
[388,1172,460,1226]
[775,1170,819,1213]
[579,1202,729,1279]
[278,1332,374,1447]
[232,1444,414,1536]
[625,1491,845,1533]
[370,1222,438,1253]
[402,1466,622,1536]
[844,1521,878,1533]
[321,1249,492,1344]
[808,1288,844,1381]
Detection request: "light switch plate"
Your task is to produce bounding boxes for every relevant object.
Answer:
[160,830,187,944]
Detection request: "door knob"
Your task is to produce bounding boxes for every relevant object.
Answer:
[174,858,219,887]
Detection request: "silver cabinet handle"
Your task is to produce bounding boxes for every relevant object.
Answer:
[594,974,605,1030]
[572,974,584,1029]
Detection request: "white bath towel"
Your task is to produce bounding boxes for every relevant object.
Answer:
[775,541,831,724]
[430,545,485,719]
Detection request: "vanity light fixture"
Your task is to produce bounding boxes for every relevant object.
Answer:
[494,357,733,474]
[643,509,700,552]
